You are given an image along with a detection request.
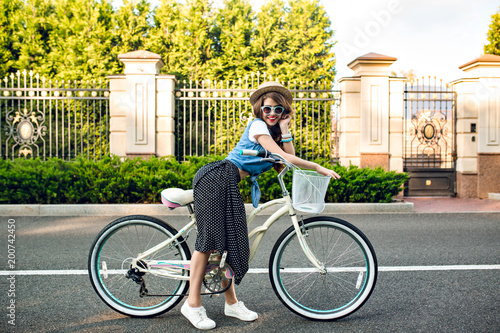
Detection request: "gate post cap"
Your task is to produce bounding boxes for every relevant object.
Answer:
[118,50,165,75]
[349,52,397,63]
[458,54,500,75]
[347,52,397,76]
[118,50,162,60]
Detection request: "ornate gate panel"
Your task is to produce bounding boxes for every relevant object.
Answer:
[0,70,109,160]
[404,78,456,196]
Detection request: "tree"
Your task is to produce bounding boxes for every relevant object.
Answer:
[12,0,55,75]
[484,6,500,56]
[268,0,335,83]
[47,0,119,80]
[113,0,152,55]
[150,0,217,81]
[210,0,256,80]
[146,0,182,75]
[0,0,23,78]
[4,0,120,80]
[85,0,123,78]
[253,0,286,76]
[0,0,338,83]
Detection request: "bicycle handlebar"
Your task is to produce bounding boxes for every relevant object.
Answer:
[239,149,270,158]
[240,149,293,168]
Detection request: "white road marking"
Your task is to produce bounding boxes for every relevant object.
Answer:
[1,265,499,276]
[377,265,500,272]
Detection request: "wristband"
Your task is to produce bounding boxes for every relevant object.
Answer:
[281,133,292,139]
[282,137,293,143]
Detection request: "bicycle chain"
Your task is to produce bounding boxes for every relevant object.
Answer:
[140,267,232,298]
[142,288,229,298]
[141,282,231,297]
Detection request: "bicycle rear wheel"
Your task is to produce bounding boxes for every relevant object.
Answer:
[269,216,377,321]
[88,215,191,317]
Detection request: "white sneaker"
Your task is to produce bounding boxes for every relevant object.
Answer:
[224,301,258,321]
[181,301,216,330]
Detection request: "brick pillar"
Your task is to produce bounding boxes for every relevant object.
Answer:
[451,54,500,198]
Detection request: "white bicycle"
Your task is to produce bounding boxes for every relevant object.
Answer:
[88,150,377,321]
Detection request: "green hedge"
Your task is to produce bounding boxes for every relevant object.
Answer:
[0,156,408,204]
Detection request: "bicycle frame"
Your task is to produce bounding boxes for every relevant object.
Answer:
[132,156,326,280]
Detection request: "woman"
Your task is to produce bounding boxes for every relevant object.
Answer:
[181,81,340,330]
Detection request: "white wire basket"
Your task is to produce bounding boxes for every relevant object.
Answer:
[292,168,331,214]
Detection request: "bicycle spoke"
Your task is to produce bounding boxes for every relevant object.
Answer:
[270,218,377,320]
[294,273,321,303]
[282,269,316,291]
[89,216,191,317]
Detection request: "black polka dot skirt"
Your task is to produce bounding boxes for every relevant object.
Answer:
[193,160,249,285]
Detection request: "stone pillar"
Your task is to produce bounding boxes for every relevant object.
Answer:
[108,73,127,157]
[108,50,175,158]
[156,75,176,157]
[388,77,405,173]
[451,54,500,198]
[338,77,361,167]
[338,53,399,170]
[451,78,479,198]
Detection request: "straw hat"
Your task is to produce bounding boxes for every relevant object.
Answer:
[249,81,293,106]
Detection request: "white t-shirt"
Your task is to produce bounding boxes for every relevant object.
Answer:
[248,120,271,143]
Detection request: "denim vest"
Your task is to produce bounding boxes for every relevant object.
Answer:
[226,119,273,207]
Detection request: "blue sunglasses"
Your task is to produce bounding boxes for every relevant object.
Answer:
[261,105,285,114]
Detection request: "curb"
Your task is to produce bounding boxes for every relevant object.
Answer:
[0,202,414,216]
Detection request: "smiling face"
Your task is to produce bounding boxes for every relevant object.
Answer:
[261,97,283,127]
[252,91,294,129]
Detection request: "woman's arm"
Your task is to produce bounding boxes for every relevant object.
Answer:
[255,135,341,179]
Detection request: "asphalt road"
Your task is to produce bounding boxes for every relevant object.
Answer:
[1,212,499,332]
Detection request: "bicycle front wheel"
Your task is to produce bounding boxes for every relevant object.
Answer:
[88,215,191,317]
[269,216,377,321]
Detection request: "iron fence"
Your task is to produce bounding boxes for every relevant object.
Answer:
[174,73,340,162]
[0,70,109,161]
[404,77,456,169]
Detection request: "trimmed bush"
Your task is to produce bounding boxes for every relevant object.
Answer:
[0,156,407,204]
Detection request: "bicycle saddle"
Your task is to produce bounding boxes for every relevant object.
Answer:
[161,188,194,209]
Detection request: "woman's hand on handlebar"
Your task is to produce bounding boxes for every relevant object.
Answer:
[316,165,341,179]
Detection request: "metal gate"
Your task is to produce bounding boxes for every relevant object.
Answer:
[174,73,340,162]
[403,78,457,196]
[0,70,109,161]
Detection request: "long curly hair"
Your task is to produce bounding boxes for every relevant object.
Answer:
[251,91,295,149]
